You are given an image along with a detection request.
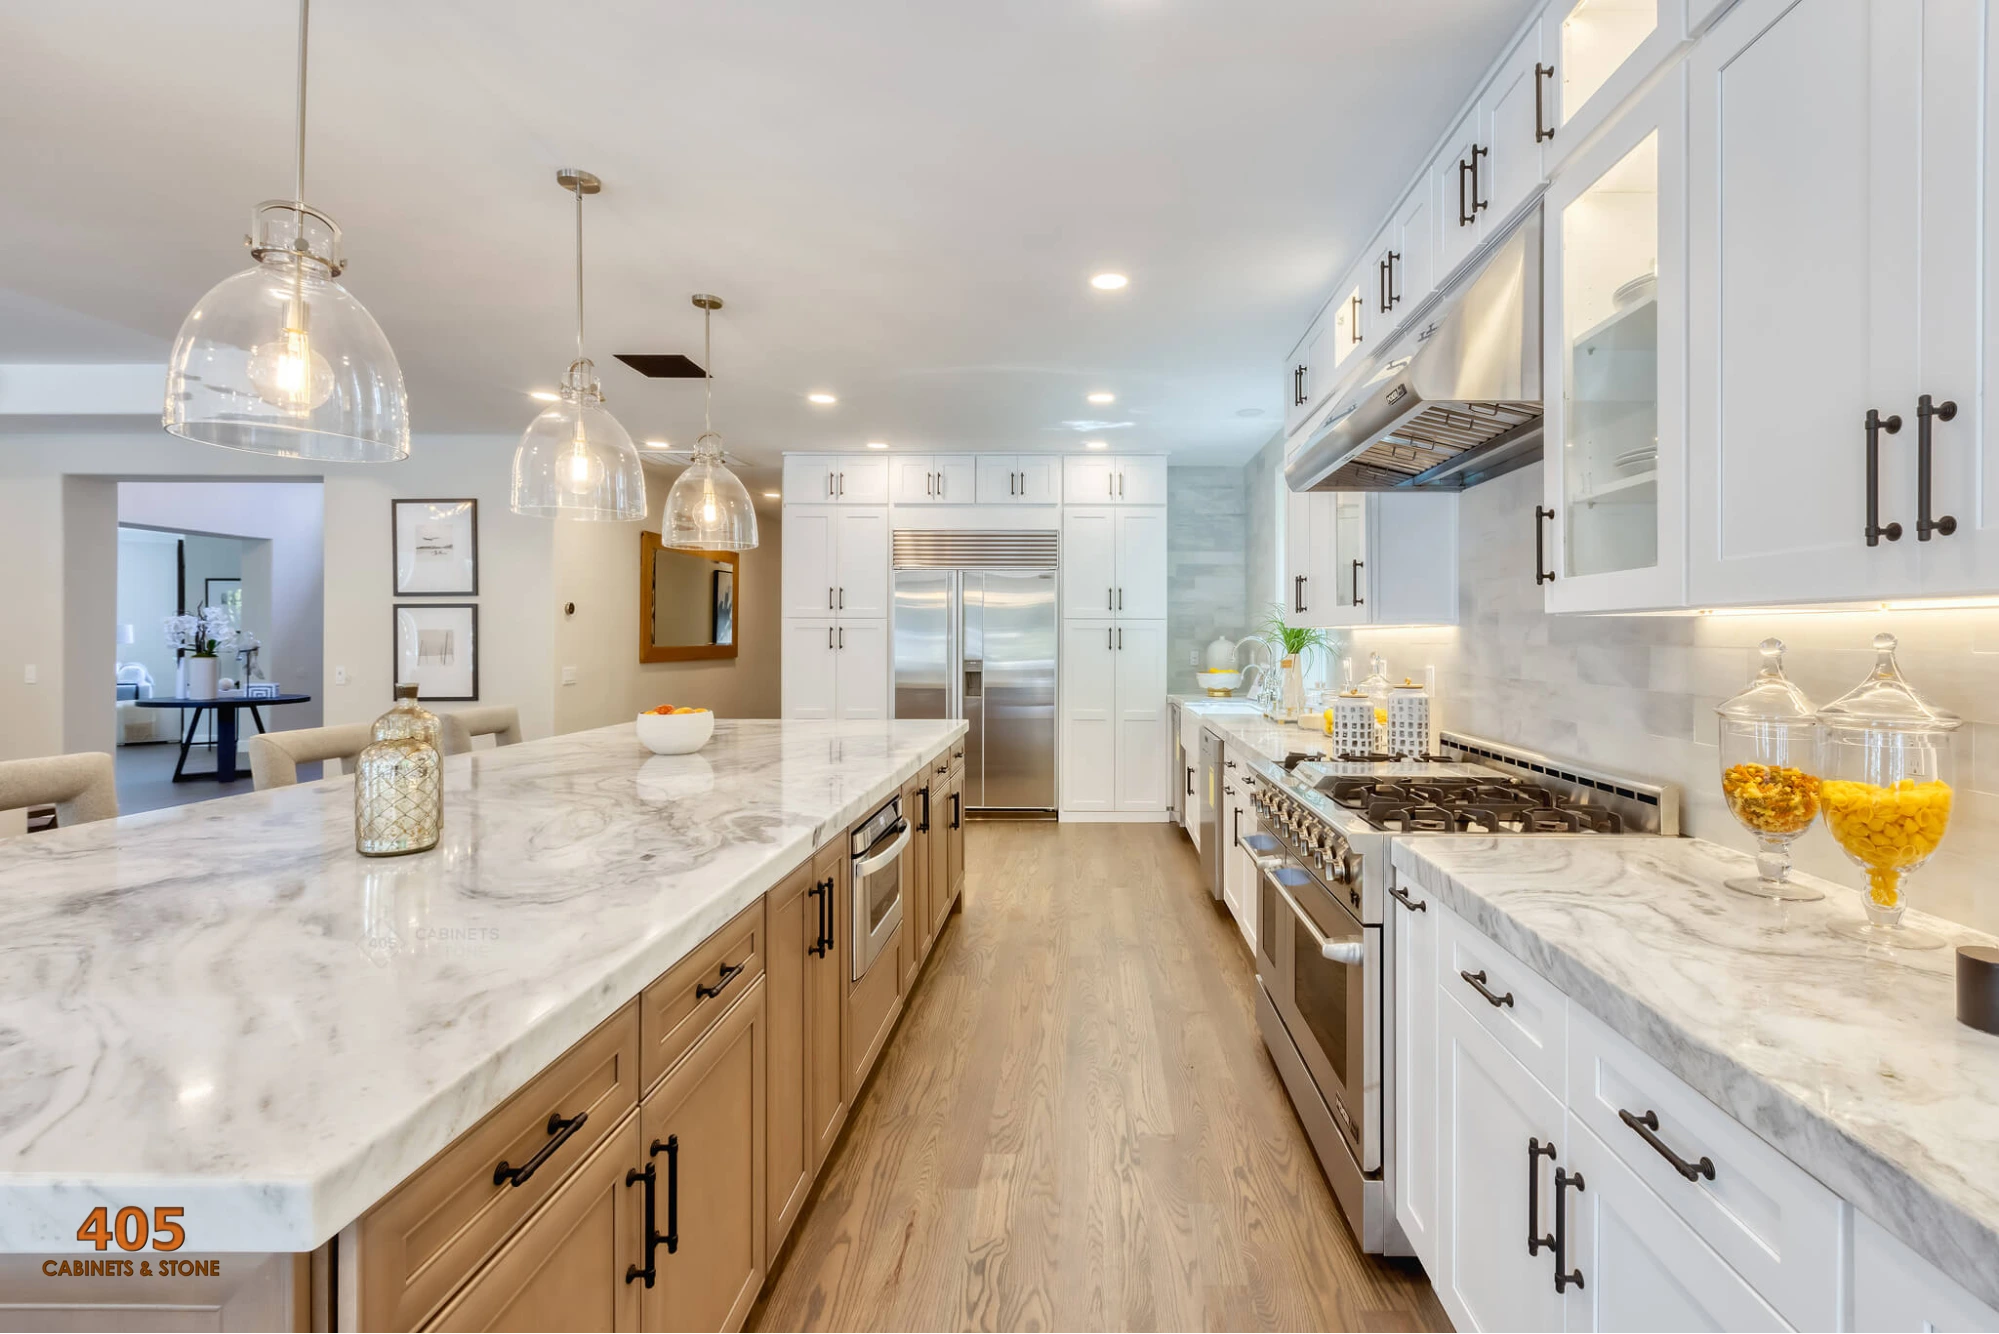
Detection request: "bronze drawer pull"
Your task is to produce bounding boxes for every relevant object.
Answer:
[1461,968,1514,1008]
[1618,1108,1716,1182]
[696,959,745,1000]
[493,1110,588,1188]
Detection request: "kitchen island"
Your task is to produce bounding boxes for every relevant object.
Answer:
[0,717,965,1328]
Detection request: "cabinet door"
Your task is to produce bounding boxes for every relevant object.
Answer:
[639,980,767,1334]
[833,507,889,618]
[1558,1116,1788,1332]
[890,456,938,505]
[1436,991,1567,1334]
[927,774,951,928]
[1284,487,1317,620]
[902,775,930,989]
[1391,875,1439,1269]
[1062,506,1119,616]
[1114,455,1169,506]
[1302,319,1340,416]
[1330,279,1368,379]
[1112,620,1168,812]
[806,841,848,1172]
[764,864,813,1260]
[1435,106,1488,283]
[1392,175,1435,319]
[1016,455,1062,504]
[1114,507,1168,619]
[1687,0,1922,605]
[976,455,1018,502]
[1483,20,1548,229]
[1905,1,1996,597]
[833,621,889,721]
[782,456,837,503]
[426,1117,643,1333]
[1853,1209,1999,1333]
[1283,325,1318,435]
[932,455,975,504]
[1370,491,1460,627]
[781,507,838,618]
[1315,494,1370,627]
[829,455,888,504]
[1548,0,1685,157]
[782,621,837,720]
[1544,69,1687,613]
[1059,619,1118,813]
[946,765,966,904]
[1064,454,1119,505]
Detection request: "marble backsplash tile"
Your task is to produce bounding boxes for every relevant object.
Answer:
[1330,462,1999,935]
[1168,465,1253,692]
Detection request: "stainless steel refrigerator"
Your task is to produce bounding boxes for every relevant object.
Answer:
[893,567,1057,812]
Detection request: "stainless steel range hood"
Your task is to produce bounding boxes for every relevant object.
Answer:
[1286,208,1542,493]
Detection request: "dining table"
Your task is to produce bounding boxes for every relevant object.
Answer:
[135,692,314,782]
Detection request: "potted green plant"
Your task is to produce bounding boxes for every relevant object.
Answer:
[1257,605,1333,722]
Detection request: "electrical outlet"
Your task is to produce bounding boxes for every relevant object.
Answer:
[22,664,35,684]
[334,666,348,685]
[1188,649,1198,667]
[562,666,578,686]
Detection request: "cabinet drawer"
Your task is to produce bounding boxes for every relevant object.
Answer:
[641,899,766,1093]
[1438,904,1567,1096]
[1567,1004,1841,1331]
[358,1002,641,1332]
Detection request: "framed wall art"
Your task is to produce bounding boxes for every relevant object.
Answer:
[393,499,478,595]
[393,603,478,701]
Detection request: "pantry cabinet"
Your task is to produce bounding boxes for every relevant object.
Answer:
[782,619,888,721]
[1284,488,1458,628]
[780,505,888,619]
[1063,505,1167,620]
[975,454,1061,504]
[1540,67,1687,613]
[888,455,976,505]
[1062,453,1167,506]
[782,454,889,505]
[1059,617,1166,815]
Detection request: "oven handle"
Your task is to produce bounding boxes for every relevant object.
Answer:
[854,821,912,876]
[1267,869,1366,965]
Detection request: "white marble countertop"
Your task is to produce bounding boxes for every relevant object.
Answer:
[0,717,963,1254]
[1392,835,1999,1308]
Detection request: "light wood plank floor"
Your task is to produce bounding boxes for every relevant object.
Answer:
[750,820,1449,1333]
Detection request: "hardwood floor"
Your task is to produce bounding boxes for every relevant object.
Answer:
[750,821,1450,1333]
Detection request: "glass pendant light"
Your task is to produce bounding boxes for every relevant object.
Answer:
[163,0,408,461]
[662,295,760,550]
[509,170,647,521]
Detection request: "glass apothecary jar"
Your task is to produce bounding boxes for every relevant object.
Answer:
[1816,634,1960,949]
[1715,639,1823,901]
[355,684,444,858]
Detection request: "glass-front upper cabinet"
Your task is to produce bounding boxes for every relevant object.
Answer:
[1542,65,1685,613]
[1543,0,1685,165]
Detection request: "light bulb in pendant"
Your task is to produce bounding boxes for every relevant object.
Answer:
[560,423,605,495]
[245,323,335,415]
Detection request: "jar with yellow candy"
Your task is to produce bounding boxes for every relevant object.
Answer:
[1715,639,1823,900]
[1816,632,1961,950]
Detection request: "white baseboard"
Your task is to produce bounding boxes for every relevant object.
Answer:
[1057,810,1170,823]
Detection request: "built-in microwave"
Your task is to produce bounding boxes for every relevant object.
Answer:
[850,794,910,982]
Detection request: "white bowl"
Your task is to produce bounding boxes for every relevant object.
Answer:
[635,710,715,755]
[1198,669,1243,696]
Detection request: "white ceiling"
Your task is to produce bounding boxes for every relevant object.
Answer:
[0,0,1534,469]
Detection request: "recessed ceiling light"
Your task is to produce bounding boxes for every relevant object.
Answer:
[1090,273,1128,291]
[865,441,889,450]
[643,439,671,449]
[762,491,781,499]
[807,392,838,405]
[1087,391,1116,405]
[1084,440,1109,450]
[529,390,560,402]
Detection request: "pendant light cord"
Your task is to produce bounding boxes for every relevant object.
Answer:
[572,182,587,365]
[703,304,713,436]
[293,0,309,214]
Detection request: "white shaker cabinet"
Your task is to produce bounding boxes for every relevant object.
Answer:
[782,506,887,620]
[1284,488,1458,628]
[1542,0,1687,166]
[831,620,888,720]
[1541,67,1687,613]
[1063,506,1166,620]
[1114,507,1168,619]
[1059,620,1118,813]
[1852,1209,1999,1333]
[975,455,1060,504]
[1390,872,1438,1269]
[1436,23,1548,286]
[1112,620,1168,812]
[889,455,975,505]
[782,454,888,504]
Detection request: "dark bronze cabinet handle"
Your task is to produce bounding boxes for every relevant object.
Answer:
[1232,805,1241,847]
[1916,394,1958,540]
[1294,364,1307,406]
[1294,573,1307,614]
[1350,292,1363,345]
[1387,250,1401,308]
[1535,505,1556,585]
[1553,1167,1586,1292]
[807,878,832,957]
[1528,1138,1556,1256]
[1535,63,1555,142]
[1351,558,1364,606]
[1186,765,1195,796]
[1865,409,1905,545]
[918,787,931,833]
[1461,968,1514,1008]
[657,1135,679,1255]
[1618,1108,1716,1182]
[623,1160,657,1286]
[495,1110,589,1188]
[1389,883,1427,912]
[1458,156,1472,226]
[950,792,962,830]
[1379,256,1390,313]
[1471,143,1489,215]
[696,959,745,1000]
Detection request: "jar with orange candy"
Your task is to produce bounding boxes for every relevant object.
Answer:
[1816,633,1961,950]
[1715,639,1824,900]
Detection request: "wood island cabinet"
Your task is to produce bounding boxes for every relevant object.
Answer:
[805,838,849,1174]
[763,863,815,1262]
[902,774,932,991]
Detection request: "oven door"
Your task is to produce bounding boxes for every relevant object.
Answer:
[850,819,911,982]
[1265,860,1378,1171]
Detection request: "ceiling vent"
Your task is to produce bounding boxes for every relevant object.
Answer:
[614,353,706,378]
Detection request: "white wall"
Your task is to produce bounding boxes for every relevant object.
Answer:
[115,528,179,696]
[0,427,556,761]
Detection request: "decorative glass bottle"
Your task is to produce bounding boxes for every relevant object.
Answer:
[1816,633,1960,949]
[1714,639,1823,901]
[355,684,443,857]
[1361,655,1393,752]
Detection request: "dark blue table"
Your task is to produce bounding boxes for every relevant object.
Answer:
[136,694,314,783]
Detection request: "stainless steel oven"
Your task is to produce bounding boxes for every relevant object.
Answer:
[850,794,910,982]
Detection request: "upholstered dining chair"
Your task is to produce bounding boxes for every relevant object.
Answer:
[247,724,374,790]
[0,753,119,829]
[440,705,523,754]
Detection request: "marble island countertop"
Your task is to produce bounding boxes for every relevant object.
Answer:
[1393,835,1999,1309]
[0,717,964,1254]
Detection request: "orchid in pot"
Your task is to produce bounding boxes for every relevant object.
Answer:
[1257,605,1334,722]
[165,605,236,699]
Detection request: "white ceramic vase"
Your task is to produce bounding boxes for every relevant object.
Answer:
[186,655,219,700]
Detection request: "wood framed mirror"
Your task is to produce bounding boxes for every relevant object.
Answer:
[639,532,740,663]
